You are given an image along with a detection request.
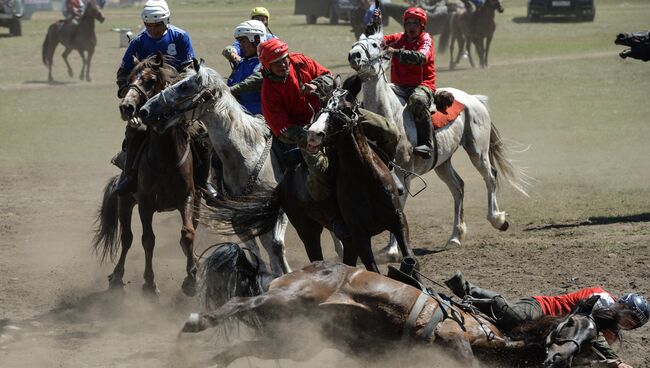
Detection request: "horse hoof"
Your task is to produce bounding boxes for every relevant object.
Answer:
[375,249,401,264]
[446,238,461,248]
[499,221,509,231]
[182,277,197,297]
[142,284,160,297]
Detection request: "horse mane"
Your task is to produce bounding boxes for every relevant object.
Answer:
[129,54,179,84]
[509,315,561,345]
[195,66,270,143]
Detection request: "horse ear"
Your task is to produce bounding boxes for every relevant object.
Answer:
[192,58,201,72]
[576,295,601,315]
[132,55,140,66]
[153,51,164,68]
[333,75,342,89]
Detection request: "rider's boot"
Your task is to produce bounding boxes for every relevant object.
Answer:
[114,128,139,195]
[413,114,434,159]
[445,271,501,300]
[195,141,220,205]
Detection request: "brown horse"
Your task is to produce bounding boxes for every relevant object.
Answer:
[42,0,104,82]
[92,53,200,296]
[184,245,635,367]
[139,70,415,273]
[449,0,503,69]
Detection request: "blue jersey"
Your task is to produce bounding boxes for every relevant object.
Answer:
[227,57,262,115]
[120,24,195,72]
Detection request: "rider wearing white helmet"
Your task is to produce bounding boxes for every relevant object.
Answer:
[227,19,267,115]
[113,0,209,197]
[222,6,277,66]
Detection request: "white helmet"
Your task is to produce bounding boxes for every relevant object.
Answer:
[141,0,171,24]
[233,20,267,43]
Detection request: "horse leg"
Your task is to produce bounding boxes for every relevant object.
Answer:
[434,160,466,247]
[84,48,94,82]
[352,236,379,273]
[466,38,476,68]
[258,212,291,275]
[375,178,408,264]
[466,146,508,231]
[329,231,345,261]
[440,334,480,368]
[476,38,486,68]
[211,338,323,367]
[108,195,136,289]
[76,49,86,81]
[61,47,73,78]
[293,217,324,262]
[484,34,493,68]
[138,200,159,295]
[179,194,198,296]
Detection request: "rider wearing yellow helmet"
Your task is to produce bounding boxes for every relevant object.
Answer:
[223,6,277,67]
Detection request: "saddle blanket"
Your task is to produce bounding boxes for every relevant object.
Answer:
[431,100,465,129]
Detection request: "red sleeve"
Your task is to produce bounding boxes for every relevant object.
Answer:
[383,33,401,46]
[293,53,330,81]
[418,32,434,59]
[261,83,290,136]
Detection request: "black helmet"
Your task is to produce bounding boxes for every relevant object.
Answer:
[618,293,649,327]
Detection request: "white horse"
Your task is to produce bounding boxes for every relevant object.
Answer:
[139,60,292,275]
[348,30,528,259]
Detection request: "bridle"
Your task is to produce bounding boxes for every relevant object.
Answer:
[317,89,360,141]
[149,82,217,126]
[351,37,390,82]
[546,314,596,357]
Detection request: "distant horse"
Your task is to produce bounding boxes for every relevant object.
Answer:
[92,53,200,296]
[136,60,292,275]
[449,0,504,69]
[348,29,528,260]
[139,62,414,273]
[383,2,451,54]
[42,0,105,82]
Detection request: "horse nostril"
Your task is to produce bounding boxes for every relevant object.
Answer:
[139,108,149,120]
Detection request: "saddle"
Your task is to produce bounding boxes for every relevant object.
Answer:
[390,85,464,130]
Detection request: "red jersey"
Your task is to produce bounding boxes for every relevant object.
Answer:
[261,53,331,136]
[383,31,436,92]
[533,287,616,316]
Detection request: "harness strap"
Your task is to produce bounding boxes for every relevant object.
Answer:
[244,134,273,196]
[403,292,429,339]
[422,304,445,341]
[176,137,191,168]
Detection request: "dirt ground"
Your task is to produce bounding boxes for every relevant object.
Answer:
[1,1,650,367]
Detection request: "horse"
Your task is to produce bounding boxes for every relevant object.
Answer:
[138,61,414,273]
[449,0,504,69]
[42,0,105,82]
[133,59,293,275]
[92,53,201,296]
[182,245,620,367]
[382,2,452,54]
[348,29,528,260]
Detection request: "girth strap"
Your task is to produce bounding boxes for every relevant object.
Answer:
[422,305,445,341]
[403,292,429,339]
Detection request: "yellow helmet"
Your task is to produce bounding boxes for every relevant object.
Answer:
[250,6,270,20]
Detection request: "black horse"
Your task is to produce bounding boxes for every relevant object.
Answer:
[615,31,650,61]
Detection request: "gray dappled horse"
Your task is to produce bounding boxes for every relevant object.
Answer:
[138,60,291,275]
[42,0,105,82]
[348,29,528,261]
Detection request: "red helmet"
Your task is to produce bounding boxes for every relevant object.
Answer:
[403,7,427,27]
[258,38,289,68]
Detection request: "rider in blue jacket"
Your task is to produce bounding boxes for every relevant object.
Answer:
[222,7,277,67]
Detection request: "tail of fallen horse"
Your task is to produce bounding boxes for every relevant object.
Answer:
[201,186,282,241]
[91,175,121,262]
[42,22,59,67]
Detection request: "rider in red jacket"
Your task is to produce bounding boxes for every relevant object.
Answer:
[383,7,436,159]
[445,271,649,367]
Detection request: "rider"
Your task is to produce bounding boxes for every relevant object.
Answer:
[222,7,277,68]
[226,19,267,115]
[383,7,436,159]
[258,38,399,238]
[60,0,85,41]
[113,0,217,200]
[445,271,649,367]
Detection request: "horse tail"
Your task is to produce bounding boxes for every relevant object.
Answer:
[488,123,530,197]
[91,175,121,262]
[202,186,282,241]
[437,15,451,54]
[42,23,58,66]
[198,242,275,312]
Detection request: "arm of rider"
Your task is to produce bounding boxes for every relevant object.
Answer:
[222,45,242,66]
[116,67,130,98]
[592,335,621,360]
[307,73,335,98]
[278,125,309,148]
[230,71,263,96]
[394,49,427,65]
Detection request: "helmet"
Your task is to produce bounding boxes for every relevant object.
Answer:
[250,6,270,20]
[403,7,427,27]
[618,293,649,327]
[141,0,170,24]
[258,38,289,68]
[233,20,267,43]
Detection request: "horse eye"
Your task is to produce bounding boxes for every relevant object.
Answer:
[371,42,378,48]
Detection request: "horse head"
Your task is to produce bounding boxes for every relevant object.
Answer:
[486,0,504,13]
[119,52,178,126]
[308,77,358,151]
[139,58,219,134]
[543,295,600,368]
[85,0,105,23]
[348,30,386,80]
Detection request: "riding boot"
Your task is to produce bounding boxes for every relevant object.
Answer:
[114,127,140,194]
[194,142,220,205]
[413,114,434,159]
[445,270,501,300]
[211,152,224,195]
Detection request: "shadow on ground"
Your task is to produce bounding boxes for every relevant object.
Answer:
[525,212,650,231]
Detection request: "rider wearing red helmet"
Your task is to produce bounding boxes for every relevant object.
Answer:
[445,271,649,368]
[383,7,436,159]
[258,38,400,237]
